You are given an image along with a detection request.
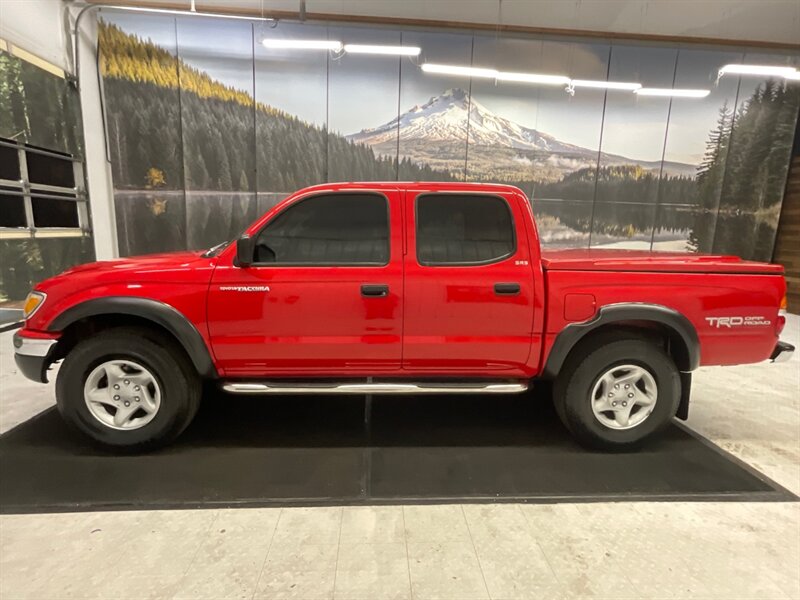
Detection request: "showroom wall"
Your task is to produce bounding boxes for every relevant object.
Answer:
[0,46,95,303]
[772,121,800,310]
[98,11,800,261]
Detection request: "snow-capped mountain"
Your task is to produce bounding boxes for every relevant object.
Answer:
[346,88,694,180]
[349,88,584,154]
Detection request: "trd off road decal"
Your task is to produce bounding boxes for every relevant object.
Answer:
[705,316,771,328]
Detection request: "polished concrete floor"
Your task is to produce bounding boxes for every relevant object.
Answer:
[0,316,798,599]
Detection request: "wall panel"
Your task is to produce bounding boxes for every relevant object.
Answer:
[327,25,402,182]
[177,17,256,251]
[255,20,328,206]
[395,30,473,181]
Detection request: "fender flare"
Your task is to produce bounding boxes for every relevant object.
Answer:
[48,297,217,378]
[542,302,700,379]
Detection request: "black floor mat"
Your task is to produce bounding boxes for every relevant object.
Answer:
[0,391,792,513]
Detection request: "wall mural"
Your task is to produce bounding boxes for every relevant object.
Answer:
[98,13,800,261]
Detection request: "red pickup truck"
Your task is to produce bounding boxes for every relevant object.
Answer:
[13,182,794,451]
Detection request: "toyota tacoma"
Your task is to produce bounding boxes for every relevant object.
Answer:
[13,182,794,450]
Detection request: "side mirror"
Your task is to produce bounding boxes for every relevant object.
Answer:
[236,235,254,267]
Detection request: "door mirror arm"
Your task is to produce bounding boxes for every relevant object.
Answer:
[236,235,255,267]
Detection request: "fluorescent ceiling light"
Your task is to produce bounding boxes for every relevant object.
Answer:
[570,79,641,91]
[784,71,800,80]
[719,64,798,77]
[344,44,421,56]
[421,63,498,78]
[262,39,343,51]
[496,71,570,85]
[109,6,273,21]
[635,88,710,98]
[421,63,571,86]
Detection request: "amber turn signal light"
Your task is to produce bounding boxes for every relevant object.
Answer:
[22,291,46,319]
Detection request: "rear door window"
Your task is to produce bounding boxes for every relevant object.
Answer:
[415,194,515,265]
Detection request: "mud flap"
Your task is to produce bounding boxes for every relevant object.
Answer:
[676,371,692,421]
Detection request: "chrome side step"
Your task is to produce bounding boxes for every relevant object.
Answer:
[222,381,528,395]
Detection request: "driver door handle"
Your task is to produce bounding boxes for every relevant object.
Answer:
[361,284,389,297]
[494,282,521,295]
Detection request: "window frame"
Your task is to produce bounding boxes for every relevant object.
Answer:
[250,191,392,268]
[0,138,89,240]
[414,192,517,267]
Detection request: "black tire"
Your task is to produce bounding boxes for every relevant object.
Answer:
[56,327,201,451]
[553,336,680,451]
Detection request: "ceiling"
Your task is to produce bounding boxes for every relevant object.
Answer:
[130,0,800,47]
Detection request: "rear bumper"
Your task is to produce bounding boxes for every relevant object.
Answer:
[13,331,58,383]
[770,341,795,363]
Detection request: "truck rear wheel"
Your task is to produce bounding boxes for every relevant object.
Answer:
[56,327,201,451]
[553,337,680,451]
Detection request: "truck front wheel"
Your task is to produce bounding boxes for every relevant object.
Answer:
[553,337,681,451]
[56,327,201,451]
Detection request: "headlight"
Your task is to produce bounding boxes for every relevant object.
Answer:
[22,291,46,319]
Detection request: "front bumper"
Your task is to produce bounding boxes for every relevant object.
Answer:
[770,341,795,363]
[13,331,59,383]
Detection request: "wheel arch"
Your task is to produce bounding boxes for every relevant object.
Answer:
[48,297,217,378]
[542,303,700,379]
